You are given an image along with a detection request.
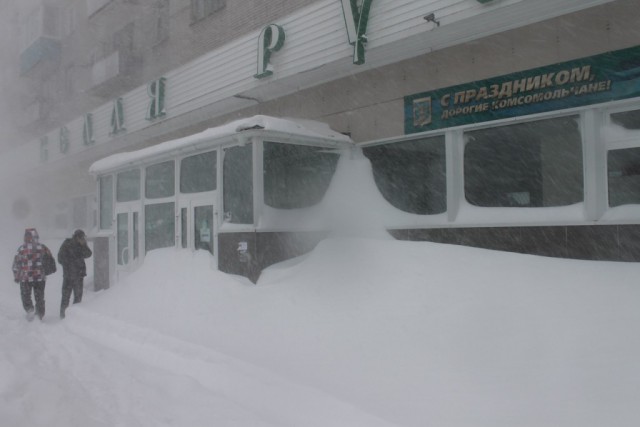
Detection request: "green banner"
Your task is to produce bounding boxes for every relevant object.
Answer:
[404,45,640,134]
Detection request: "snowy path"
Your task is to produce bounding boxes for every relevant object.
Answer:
[0,292,396,427]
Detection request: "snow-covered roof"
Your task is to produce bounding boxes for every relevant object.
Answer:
[90,115,353,174]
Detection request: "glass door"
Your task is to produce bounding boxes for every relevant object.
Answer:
[116,207,140,269]
[180,200,216,256]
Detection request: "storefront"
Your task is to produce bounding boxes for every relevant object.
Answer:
[362,45,640,261]
[3,0,639,285]
[89,116,351,286]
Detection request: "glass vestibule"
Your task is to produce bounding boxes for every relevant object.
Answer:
[92,116,354,286]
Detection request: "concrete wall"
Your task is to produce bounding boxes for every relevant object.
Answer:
[390,225,640,262]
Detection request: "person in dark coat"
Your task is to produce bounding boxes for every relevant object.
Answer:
[12,228,53,321]
[58,229,92,319]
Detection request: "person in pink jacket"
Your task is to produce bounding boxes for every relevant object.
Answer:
[12,228,53,321]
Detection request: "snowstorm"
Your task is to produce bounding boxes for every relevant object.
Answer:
[2,1,640,426]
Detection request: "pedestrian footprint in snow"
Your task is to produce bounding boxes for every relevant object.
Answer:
[12,228,55,321]
[58,229,92,319]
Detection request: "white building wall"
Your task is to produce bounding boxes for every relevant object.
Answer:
[1,0,636,234]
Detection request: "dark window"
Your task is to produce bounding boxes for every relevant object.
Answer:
[145,161,175,199]
[363,136,446,215]
[155,0,170,45]
[116,169,140,202]
[611,109,640,130]
[117,213,128,265]
[181,207,188,249]
[263,142,340,209]
[464,116,583,207]
[191,0,225,23]
[608,148,640,207]
[223,144,253,224]
[144,202,175,253]
[180,151,217,193]
[99,175,113,229]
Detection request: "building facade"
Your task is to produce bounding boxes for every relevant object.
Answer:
[2,0,639,284]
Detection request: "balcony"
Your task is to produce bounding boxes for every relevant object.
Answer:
[20,37,61,76]
[19,4,70,76]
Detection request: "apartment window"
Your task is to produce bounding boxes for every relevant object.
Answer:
[63,65,75,96]
[154,0,170,45]
[114,23,134,55]
[87,0,113,17]
[363,136,446,215]
[464,116,583,207]
[263,142,340,209]
[223,144,253,224]
[191,0,225,23]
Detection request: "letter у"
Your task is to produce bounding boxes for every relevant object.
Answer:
[341,0,374,65]
[254,24,286,79]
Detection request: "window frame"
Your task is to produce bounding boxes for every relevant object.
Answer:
[221,142,255,226]
[360,108,603,229]
[262,140,341,210]
[145,160,175,200]
[179,149,217,194]
[363,135,447,215]
[190,0,226,24]
[462,114,584,209]
[98,174,114,231]
[604,105,640,209]
[116,168,141,202]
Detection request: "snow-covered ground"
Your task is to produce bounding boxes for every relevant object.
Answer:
[3,147,640,426]
[2,233,640,427]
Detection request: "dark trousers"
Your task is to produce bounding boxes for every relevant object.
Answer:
[61,276,84,313]
[20,281,45,319]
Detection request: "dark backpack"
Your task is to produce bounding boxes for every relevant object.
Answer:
[43,248,57,275]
